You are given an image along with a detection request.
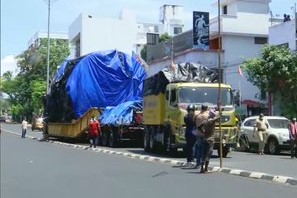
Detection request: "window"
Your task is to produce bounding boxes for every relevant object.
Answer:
[223,5,228,14]
[254,37,268,45]
[244,119,256,127]
[173,27,182,35]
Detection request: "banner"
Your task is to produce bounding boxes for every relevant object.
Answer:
[193,11,209,50]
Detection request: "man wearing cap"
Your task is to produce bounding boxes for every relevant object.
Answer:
[254,113,269,155]
[289,117,297,159]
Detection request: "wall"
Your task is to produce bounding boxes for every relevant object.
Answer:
[269,19,296,50]
[69,13,138,57]
[222,35,264,101]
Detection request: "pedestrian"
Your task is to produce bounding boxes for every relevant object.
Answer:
[183,104,196,166]
[254,113,268,155]
[288,117,297,159]
[193,104,209,169]
[200,109,220,173]
[21,117,28,138]
[88,116,100,148]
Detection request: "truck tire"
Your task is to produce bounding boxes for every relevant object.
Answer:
[164,126,177,156]
[218,145,229,158]
[109,131,117,148]
[149,127,156,152]
[102,131,108,146]
[144,126,150,152]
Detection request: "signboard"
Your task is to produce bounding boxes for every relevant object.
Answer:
[193,11,209,50]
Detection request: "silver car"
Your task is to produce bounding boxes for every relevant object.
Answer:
[238,116,290,154]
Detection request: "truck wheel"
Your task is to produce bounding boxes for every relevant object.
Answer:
[267,137,279,155]
[102,132,108,146]
[149,128,156,151]
[218,146,229,158]
[164,127,177,156]
[109,131,117,148]
[144,126,150,152]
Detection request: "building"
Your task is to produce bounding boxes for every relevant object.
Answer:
[269,14,297,51]
[68,5,185,59]
[147,0,274,116]
[28,31,68,49]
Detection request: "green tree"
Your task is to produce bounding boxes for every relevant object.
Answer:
[241,45,297,116]
[159,32,171,42]
[0,38,70,120]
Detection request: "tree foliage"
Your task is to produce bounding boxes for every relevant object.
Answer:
[0,38,70,120]
[241,45,297,116]
[159,32,171,42]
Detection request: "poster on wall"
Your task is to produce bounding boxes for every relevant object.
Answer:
[193,11,209,50]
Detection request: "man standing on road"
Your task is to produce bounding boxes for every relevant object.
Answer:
[183,104,196,166]
[254,113,268,155]
[193,105,208,169]
[200,109,220,173]
[88,116,100,148]
[21,117,28,138]
[288,117,297,159]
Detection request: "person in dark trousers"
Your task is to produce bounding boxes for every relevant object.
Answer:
[88,116,100,148]
[289,117,297,159]
[194,105,209,169]
[183,104,196,166]
[200,109,220,173]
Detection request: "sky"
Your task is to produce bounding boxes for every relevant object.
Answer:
[1,0,296,74]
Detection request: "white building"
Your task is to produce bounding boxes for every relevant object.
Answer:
[28,31,68,49]
[68,5,185,59]
[147,0,273,116]
[269,16,297,51]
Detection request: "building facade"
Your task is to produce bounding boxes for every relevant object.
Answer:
[147,0,273,116]
[28,31,68,49]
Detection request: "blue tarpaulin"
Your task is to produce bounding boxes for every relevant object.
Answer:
[100,100,142,126]
[49,50,147,123]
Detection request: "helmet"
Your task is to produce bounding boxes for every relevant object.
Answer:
[187,104,195,112]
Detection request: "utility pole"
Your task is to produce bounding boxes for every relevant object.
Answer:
[218,0,223,169]
[46,0,51,94]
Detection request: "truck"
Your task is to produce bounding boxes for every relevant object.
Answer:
[143,62,238,157]
[44,50,147,144]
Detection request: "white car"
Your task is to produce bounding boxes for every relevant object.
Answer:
[238,116,290,154]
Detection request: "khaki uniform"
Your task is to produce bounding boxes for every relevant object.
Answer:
[255,118,268,154]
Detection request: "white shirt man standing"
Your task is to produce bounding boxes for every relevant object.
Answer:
[21,118,28,138]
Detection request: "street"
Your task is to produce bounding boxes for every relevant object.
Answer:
[1,131,297,198]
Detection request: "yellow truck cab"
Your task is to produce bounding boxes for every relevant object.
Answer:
[143,64,238,157]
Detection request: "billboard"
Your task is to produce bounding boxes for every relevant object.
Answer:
[193,11,209,50]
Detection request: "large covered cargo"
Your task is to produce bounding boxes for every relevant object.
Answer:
[46,50,147,139]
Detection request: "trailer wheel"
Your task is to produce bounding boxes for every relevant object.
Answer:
[109,130,118,148]
[144,126,150,152]
[102,131,108,146]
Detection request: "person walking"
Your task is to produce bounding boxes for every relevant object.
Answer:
[254,113,268,155]
[200,109,220,173]
[193,105,209,168]
[21,117,28,138]
[88,116,100,148]
[288,117,297,159]
[183,104,196,166]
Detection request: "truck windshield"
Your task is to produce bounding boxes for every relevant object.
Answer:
[178,87,233,106]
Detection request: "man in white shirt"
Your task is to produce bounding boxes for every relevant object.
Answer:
[21,118,28,138]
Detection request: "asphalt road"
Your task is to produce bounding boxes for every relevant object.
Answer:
[1,131,297,198]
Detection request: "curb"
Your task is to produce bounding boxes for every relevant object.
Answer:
[4,130,297,187]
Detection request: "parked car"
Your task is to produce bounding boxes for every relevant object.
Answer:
[238,116,290,154]
[32,117,44,131]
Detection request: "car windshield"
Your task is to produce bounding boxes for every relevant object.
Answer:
[178,87,233,106]
[267,119,289,129]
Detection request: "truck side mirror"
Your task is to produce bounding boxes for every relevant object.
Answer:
[233,91,240,107]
